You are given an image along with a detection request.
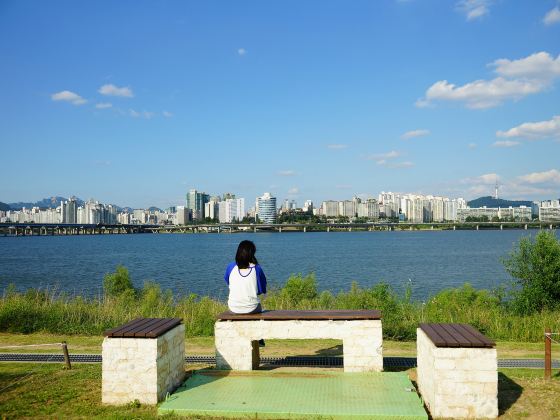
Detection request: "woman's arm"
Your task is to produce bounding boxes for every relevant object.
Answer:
[224,262,236,285]
[255,265,267,295]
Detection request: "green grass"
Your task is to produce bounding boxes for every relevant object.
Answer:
[1,277,560,342]
[1,363,558,419]
[1,333,559,360]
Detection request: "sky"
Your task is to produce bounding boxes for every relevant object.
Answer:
[1,0,559,209]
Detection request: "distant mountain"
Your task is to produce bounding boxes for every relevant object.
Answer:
[147,206,162,212]
[467,196,533,208]
[8,196,85,210]
[5,197,159,212]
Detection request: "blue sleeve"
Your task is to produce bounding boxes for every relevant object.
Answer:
[255,265,267,295]
[224,262,236,285]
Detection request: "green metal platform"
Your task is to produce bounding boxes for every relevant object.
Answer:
[158,370,427,419]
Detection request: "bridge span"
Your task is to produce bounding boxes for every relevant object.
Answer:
[1,221,557,236]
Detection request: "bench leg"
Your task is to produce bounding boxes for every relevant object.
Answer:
[251,340,260,369]
[215,322,260,370]
[343,336,383,372]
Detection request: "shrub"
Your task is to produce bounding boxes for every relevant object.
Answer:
[280,273,318,305]
[103,265,135,298]
[503,231,560,314]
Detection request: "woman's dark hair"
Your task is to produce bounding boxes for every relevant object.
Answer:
[235,240,258,269]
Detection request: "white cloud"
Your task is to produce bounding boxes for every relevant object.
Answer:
[129,109,154,119]
[278,170,296,176]
[468,143,477,149]
[457,0,492,21]
[95,102,112,109]
[462,173,499,185]
[162,110,174,118]
[417,51,560,109]
[288,187,299,195]
[543,6,560,25]
[401,129,430,140]
[497,115,560,140]
[99,84,134,97]
[237,48,247,56]
[327,144,348,149]
[459,171,560,199]
[51,90,87,105]
[518,169,560,185]
[368,151,400,162]
[492,140,520,148]
[367,151,412,168]
[384,161,414,168]
[492,52,560,81]
[417,77,542,109]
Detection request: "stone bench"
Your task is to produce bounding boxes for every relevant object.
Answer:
[215,310,383,372]
[102,317,185,405]
[416,323,498,419]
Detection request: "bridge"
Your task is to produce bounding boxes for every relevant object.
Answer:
[146,221,559,234]
[0,223,159,236]
[1,221,557,236]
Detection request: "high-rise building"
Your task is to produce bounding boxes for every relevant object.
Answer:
[61,197,77,224]
[205,196,221,221]
[303,200,314,213]
[357,199,379,219]
[186,189,209,221]
[257,192,277,224]
[321,201,339,218]
[219,198,245,223]
[175,206,191,225]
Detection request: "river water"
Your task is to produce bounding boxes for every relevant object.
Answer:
[0,230,547,300]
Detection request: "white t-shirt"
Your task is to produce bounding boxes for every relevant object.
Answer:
[224,262,267,314]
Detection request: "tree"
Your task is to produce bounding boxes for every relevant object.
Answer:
[503,231,560,314]
[103,265,135,298]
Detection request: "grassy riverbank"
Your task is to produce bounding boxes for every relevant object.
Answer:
[1,275,559,342]
[0,362,558,419]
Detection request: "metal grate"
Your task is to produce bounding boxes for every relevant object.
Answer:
[0,353,102,363]
[1,353,558,368]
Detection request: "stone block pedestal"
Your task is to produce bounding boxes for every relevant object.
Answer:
[416,328,498,418]
[215,319,383,372]
[102,324,185,405]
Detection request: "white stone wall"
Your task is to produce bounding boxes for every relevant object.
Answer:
[416,328,498,418]
[102,324,185,405]
[215,319,383,372]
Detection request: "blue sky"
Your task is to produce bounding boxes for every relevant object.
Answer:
[1,0,559,209]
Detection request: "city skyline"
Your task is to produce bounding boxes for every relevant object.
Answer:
[1,1,559,208]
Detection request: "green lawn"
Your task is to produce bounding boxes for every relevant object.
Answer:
[1,333,559,418]
[1,332,558,359]
[1,363,558,419]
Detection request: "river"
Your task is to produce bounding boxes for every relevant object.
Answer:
[0,230,547,300]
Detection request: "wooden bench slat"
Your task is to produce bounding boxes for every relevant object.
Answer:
[419,323,451,347]
[132,318,172,337]
[104,317,183,338]
[104,317,150,337]
[123,318,161,337]
[439,323,473,347]
[145,318,183,338]
[420,323,495,348]
[217,310,382,321]
[456,324,495,348]
[449,323,483,347]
